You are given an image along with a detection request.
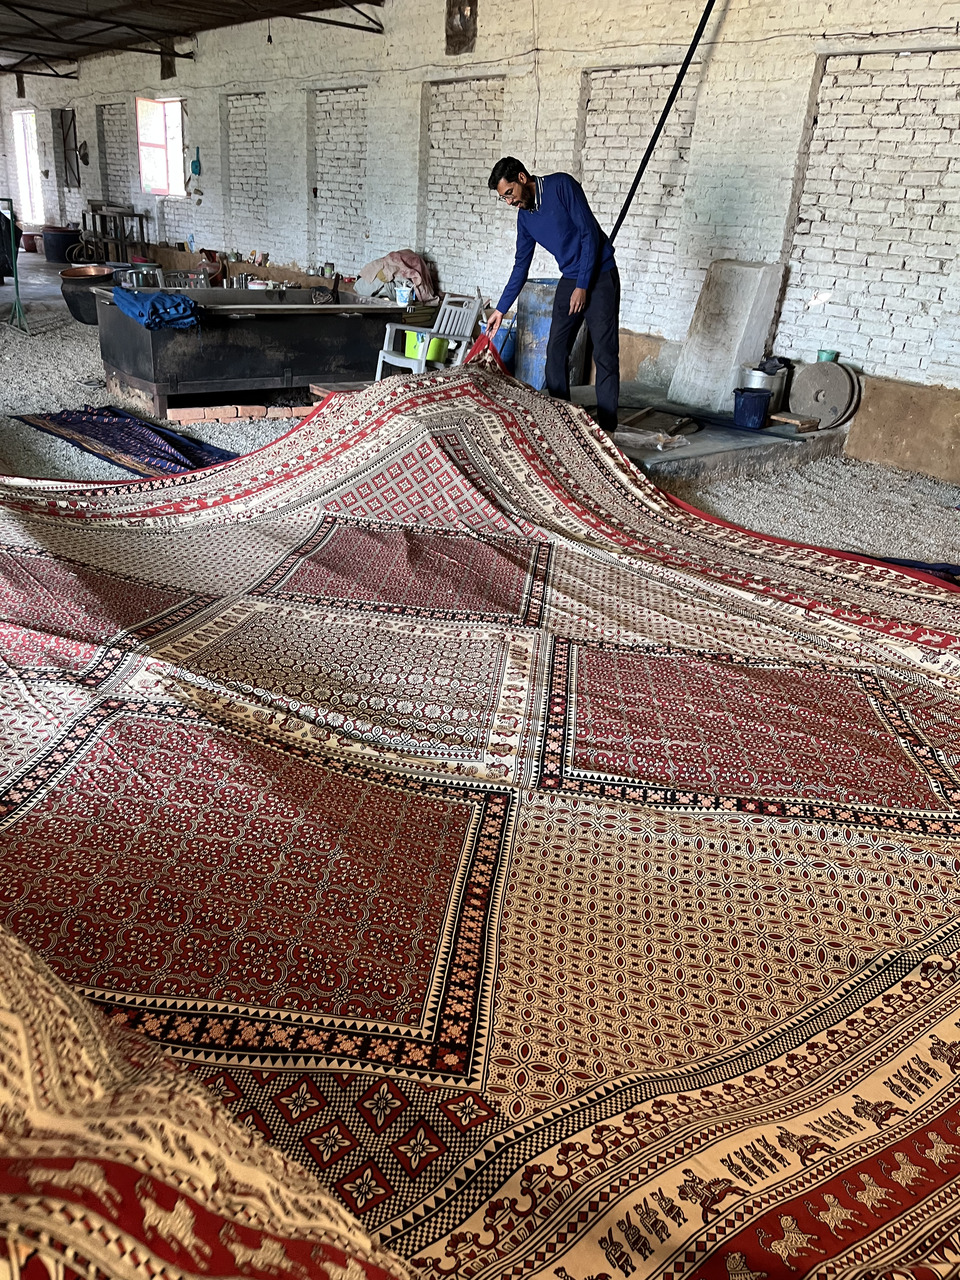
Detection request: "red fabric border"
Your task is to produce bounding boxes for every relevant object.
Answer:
[464,332,510,373]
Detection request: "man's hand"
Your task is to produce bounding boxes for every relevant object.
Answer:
[486,310,504,338]
[569,287,587,316]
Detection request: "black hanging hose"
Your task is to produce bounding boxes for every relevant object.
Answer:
[608,0,719,246]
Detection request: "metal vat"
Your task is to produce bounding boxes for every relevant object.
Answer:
[95,289,414,416]
[60,265,114,325]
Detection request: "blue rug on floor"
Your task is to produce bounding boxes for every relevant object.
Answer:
[13,405,238,477]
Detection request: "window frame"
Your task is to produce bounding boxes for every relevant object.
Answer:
[56,108,81,189]
[136,97,185,198]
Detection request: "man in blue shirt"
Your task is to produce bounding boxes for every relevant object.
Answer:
[485,156,620,431]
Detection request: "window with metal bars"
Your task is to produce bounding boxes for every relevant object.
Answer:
[55,109,81,190]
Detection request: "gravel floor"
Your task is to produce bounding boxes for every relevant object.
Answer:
[0,307,281,482]
[1,305,958,567]
[658,457,960,567]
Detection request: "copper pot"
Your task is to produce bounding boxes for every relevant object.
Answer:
[60,265,114,279]
[60,265,114,324]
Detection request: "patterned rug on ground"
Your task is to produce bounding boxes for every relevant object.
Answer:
[12,405,238,476]
[1,348,959,1278]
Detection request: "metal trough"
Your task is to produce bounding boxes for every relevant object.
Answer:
[95,288,421,417]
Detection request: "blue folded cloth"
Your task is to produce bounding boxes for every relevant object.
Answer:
[112,287,198,330]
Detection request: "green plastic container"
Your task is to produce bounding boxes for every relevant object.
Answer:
[405,331,449,362]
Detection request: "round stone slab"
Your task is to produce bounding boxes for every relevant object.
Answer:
[789,362,856,428]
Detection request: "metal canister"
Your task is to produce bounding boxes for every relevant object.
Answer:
[739,364,787,413]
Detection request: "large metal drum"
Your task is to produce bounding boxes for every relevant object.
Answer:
[515,278,559,390]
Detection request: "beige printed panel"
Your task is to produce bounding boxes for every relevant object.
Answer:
[489,793,959,1122]
[148,601,549,786]
[417,951,960,1280]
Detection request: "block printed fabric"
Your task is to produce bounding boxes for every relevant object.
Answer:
[1,350,960,1278]
[0,923,411,1280]
[13,405,238,477]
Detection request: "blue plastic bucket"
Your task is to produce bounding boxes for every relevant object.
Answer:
[515,278,559,389]
[733,387,772,430]
[480,319,517,372]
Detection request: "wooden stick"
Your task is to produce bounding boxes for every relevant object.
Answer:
[618,406,655,429]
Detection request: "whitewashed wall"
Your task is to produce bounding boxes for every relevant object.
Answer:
[582,65,701,339]
[777,51,960,380]
[226,93,268,254]
[1,0,959,387]
[424,77,515,295]
[313,86,370,273]
[97,102,133,205]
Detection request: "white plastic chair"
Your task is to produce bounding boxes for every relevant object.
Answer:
[375,292,483,379]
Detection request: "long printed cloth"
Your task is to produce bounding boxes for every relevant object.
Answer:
[0,350,959,1277]
[0,923,411,1280]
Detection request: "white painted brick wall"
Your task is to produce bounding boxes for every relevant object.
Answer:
[226,92,267,252]
[2,0,960,388]
[582,64,701,339]
[776,51,960,382]
[97,102,132,205]
[160,194,194,244]
[63,186,84,224]
[313,86,369,274]
[423,77,515,300]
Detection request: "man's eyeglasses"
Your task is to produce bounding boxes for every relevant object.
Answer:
[496,185,521,205]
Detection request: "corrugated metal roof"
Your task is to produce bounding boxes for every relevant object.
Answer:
[0,1,384,80]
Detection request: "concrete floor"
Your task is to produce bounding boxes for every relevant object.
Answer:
[570,383,847,479]
[3,251,66,303]
[1,250,77,334]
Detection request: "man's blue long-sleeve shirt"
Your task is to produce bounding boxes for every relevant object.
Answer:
[495,173,616,314]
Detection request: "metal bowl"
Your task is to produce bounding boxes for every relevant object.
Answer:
[60,265,115,324]
[60,265,114,280]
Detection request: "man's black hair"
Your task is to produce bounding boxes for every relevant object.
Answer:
[488,157,528,191]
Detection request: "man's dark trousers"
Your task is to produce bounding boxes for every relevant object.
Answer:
[545,266,620,431]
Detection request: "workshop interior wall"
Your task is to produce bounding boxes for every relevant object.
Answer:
[225,93,268,256]
[312,86,371,275]
[581,65,701,341]
[776,51,960,385]
[0,0,957,389]
[96,102,134,207]
[423,76,515,296]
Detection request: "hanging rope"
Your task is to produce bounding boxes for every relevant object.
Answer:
[608,0,719,246]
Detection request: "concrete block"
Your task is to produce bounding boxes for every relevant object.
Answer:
[667,260,785,412]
